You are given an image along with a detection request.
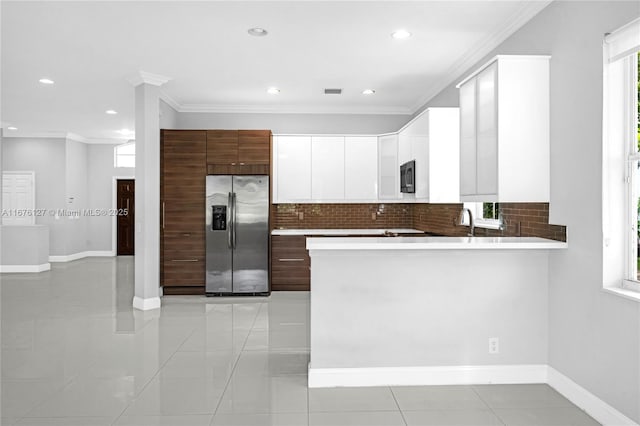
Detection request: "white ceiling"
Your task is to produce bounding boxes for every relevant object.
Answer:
[1,1,551,142]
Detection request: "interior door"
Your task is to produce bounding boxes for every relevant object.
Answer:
[232,176,269,293]
[117,179,135,255]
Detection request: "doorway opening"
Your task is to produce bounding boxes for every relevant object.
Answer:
[116,179,135,255]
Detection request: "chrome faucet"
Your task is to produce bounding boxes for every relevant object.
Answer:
[458,207,475,237]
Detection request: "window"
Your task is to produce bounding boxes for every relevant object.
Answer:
[603,18,640,297]
[462,202,503,230]
[626,51,640,288]
[114,141,135,168]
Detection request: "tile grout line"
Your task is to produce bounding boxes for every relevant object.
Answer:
[209,302,266,422]
[389,386,409,426]
[470,385,507,426]
[108,323,201,426]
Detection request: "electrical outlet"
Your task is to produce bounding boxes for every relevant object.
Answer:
[298,212,304,220]
[371,212,376,220]
[489,337,499,354]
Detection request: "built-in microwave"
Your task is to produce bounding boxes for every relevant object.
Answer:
[400,160,415,193]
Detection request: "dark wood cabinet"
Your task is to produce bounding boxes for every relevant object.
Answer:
[160,130,207,294]
[271,235,310,291]
[206,129,271,174]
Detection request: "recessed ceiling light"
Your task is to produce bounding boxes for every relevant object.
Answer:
[362,89,376,95]
[105,110,118,115]
[391,30,412,40]
[267,87,280,95]
[7,126,17,131]
[39,78,55,85]
[248,28,268,37]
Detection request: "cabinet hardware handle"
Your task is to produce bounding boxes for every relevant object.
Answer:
[162,202,165,229]
[182,233,191,237]
[279,258,304,262]
[239,162,245,165]
[171,259,199,262]
[231,162,236,165]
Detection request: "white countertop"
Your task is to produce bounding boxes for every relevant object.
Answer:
[271,228,425,236]
[306,236,567,250]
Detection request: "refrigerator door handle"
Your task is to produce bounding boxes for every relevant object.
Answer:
[232,192,237,249]
[227,192,233,249]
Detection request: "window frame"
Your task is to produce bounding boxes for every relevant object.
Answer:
[114,141,135,168]
[462,202,503,230]
[602,18,640,300]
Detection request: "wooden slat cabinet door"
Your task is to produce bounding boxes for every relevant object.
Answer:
[271,235,310,291]
[207,130,238,165]
[238,130,271,165]
[161,130,207,290]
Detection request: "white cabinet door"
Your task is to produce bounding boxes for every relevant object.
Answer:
[274,136,312,202]
[345,136,378,200]
[397,130,412,165]
[311,136,345,200]
[378,134,399,199]
[475,62,498,195]
[459,78,477,197]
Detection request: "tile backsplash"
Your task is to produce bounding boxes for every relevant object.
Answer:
[272,202,567,242]
[272,203,412,229]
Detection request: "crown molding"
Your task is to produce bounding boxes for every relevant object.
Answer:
[159,91,181,111]
[3,131,128,145]
[176,103,412,115]
[127,71,172,87]
[408,0,553,114]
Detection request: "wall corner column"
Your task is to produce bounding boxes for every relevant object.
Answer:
[128,71,171,311]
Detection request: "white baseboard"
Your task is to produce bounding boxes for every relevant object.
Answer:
[308,364,638,425]
[49,250,115,262]
[548,366,638,426]
[0,263,51,273]
[133,296,161,311]
[308,364,548,388]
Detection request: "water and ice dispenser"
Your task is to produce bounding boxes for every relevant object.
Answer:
[211,205,227,230]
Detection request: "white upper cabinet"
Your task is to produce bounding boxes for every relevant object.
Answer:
[378,134,400,200]
[273,135,312,202]
[457,55,550,202]
[345,136,378,201]
[396,107,460,203]
[311,136,345,201]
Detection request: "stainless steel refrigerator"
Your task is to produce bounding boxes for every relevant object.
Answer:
[205,175,269,295]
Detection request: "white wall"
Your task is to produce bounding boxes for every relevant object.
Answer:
[86,144,134,252]
[415,1,640,422]
[176,111,409,134]
[2,137,67,255]
[159,99,178,129]
[64,139,88,255]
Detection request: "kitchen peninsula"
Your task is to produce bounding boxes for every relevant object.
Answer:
[307,236,567,388]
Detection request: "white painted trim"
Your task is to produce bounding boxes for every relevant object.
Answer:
[112,176,135,256]
[127,71,172,87]
[455,54,552,89]
[132,296,161,311]
[0,263,50,273]
[410,1,552,112]
[3,132,128,145]
[176,103,411,115]
[48,251,114,263]
[547,366,638,426]
[308,364,548,388]
[159,91,181,111]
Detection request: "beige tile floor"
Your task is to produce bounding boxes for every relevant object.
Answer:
[1,257,600,426]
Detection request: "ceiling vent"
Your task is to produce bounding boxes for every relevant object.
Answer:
[324,88,342,95]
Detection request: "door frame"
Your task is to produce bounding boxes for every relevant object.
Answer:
[112,176,135,256]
